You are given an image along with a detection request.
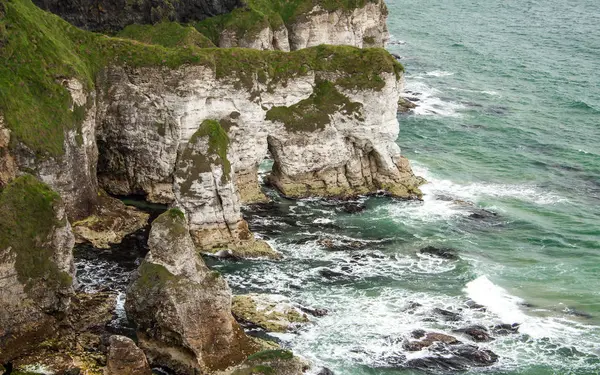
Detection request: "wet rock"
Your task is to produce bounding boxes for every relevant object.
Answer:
[432,308,462,321]
[469,209,498,220]
[563,307,593,319]
[0,176,75,363]
[105,335,152,375]
[341,201,367,214]
[398,97,418,113]
[231,294,310,332]
[318,268,346,279]
[318,238,365,251]
[72,192,149,249]
[492,323,520,335]
[403,332,460,351]
[453,326,494,342]
[126,209,259,374]
[219,349,308,375]
[405,343,498,371]
[419,246,459,260]
[410,329,426,339]
[465,299,486,310]
[212,249,243,261]
[317,367,335,375]
[297,306,328,317]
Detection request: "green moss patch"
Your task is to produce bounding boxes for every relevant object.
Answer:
[153,208,188,236]
[135,261,180,290]
[0,174,72,291]
[266,79,363,132]
[118,22,215,48]
[247,349,294,362]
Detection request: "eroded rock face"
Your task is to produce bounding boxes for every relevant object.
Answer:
[288,0,389,50]
[219,25,291,51]
[32,0,242,33]
[0,114,17,187]
[105,336,152,375]
[125,209,258,374]
[10,79,99,220]
[232,294,310,332]
[0,175,76,363]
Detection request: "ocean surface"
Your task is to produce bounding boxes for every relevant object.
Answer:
[216,0,600,374]
[75,0,600,374]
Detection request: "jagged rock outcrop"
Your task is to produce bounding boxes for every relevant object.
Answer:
[0,114,17,187]
[217,349,308,375]
[32,0,242,33]
[105,336,152,375]
[232,294,310,332]
[126,209,259,374]
[0,175,76,363]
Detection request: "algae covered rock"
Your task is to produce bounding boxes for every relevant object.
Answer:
[126,209,259,374]
[232,294,310,332]
[0,175,76,363]
[218,349,309,375]
[105,335,152,375]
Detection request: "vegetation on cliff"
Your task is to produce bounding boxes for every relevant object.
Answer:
[0,0,401,158]
[0,174,72,290]
[117,21,215,48]
[193,0,382,44]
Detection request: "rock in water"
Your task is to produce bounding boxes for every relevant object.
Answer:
[231,294,310,332]
[453,326,494,342]
[105,335,152,375]
[125,209,258,374]
[0,175,75,363]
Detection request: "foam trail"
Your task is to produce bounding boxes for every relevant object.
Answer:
[465,275,526,324]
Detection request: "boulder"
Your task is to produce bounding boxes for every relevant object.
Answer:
[453,326,494,342]
[126,209,259,374]
[232,294,310,332]
[105,335,152,375]
[0,175,75,363]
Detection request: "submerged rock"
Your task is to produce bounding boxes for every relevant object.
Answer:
[403,332,460,351]
[0,176,76,363]
[419,246,460,260]
[432,307,462,321]
[492,323,520,335]
[126,209,259,374]
[231,294,310,332]
[105,335,152,375]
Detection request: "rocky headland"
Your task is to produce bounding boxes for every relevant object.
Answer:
[0,0,492,373]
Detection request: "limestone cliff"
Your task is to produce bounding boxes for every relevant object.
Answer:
[194,0,389,50]
[0,175,76,363]
[126,209,258,373]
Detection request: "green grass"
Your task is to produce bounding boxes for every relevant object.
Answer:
[0,174,72,291]
[118,22,215,48]
[246,349,294,362]
[266,79,363,132]
[0,0,402,158]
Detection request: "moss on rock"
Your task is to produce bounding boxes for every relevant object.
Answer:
[266,79,363,132]
[0,174,72,290]
[232,294,309,332]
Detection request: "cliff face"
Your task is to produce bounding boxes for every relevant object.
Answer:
[32,0,242,32]
[196,0,389,51]
[0,175,76,363]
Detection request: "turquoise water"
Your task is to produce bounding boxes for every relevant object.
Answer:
[212,1,600,374]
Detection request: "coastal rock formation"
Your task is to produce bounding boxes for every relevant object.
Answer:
[125,209,259,373]
[218,349,308,375]
[32,0,242,32]
[232,294,310,332]
[105,335,152,375]
[0,175,76,363]
[96,48,421,252]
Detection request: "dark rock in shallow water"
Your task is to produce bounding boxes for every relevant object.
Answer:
[465,299,486,310]
[318,268,347,279]
[469,209,498,220]
[318,238,366,251]
[432,308,462,321]
[564,307,593,319]
[403,332,461,351]
[453,326,494,342]
[297,305,329,317]
[419,246,460,260]
[405,343,498,371]
[410,329,426,339]
[341,201,367,214]
[492,323,520,335]
[317,368,335,375]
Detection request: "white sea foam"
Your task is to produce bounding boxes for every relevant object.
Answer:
[425,70,454,77]
[411,163,567,206]
[465,275,526,325]
[402,80,465,117]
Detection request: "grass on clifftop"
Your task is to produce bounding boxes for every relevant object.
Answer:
[0,0,401,157]
[0,174,72,291]
[118,22,216,48]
